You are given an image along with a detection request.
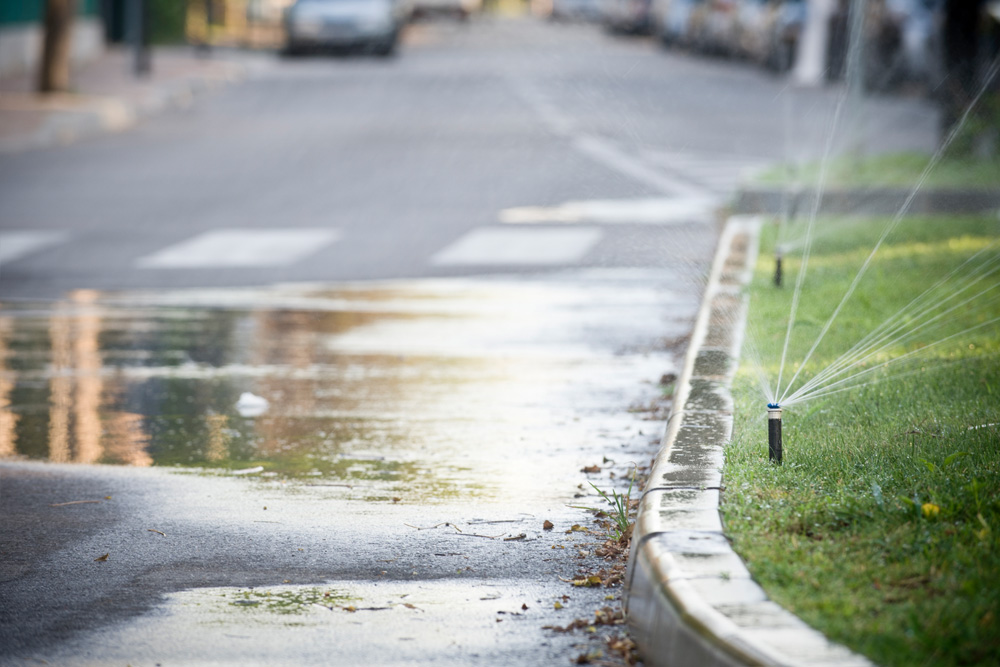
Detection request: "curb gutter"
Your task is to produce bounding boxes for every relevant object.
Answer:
[624,215,873,667]
[733,186,1000,217]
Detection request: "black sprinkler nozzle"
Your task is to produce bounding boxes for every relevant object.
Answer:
[767,405,783,464]
[774,248,783,288]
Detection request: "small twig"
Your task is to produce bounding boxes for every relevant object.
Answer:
[455,531,506,540]
[503,533,527,541]
[49,500,102,507]
[147,529,166,537]
[404,522,463,533]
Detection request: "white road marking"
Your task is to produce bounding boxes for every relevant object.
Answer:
[572,136,714,198]
[431,227,603,266]
[638,149,771,193]
[499,196,717,225]
[136,229,340,269]
[508,77,715,199]
[0,231,67,265]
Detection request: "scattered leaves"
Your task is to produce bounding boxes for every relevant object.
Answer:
[575,649,603,664]
[571,575,604,588]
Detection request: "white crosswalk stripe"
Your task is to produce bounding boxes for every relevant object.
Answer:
[135,229,341,269]
[0,231,67,265]
[431,227,603,266]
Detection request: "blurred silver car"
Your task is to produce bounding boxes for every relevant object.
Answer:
[650,0,698,46]
[285,0,410,56]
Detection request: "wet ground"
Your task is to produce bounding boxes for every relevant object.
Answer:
[0,269,699,665]
[0,12,943,664]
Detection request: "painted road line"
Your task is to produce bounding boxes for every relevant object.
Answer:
[430,227,603,266]
[572,135,714,199]
[135,229,341,269]
[499,197,717,225]
[0,231,67,265]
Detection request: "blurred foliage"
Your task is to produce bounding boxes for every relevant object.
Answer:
[150,0,189,44]
[951,92,1000,160]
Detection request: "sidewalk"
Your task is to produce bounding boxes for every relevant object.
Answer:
[0,47,246,153]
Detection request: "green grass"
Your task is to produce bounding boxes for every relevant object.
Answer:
[756,151,1000,190]
[722,214,1000,666]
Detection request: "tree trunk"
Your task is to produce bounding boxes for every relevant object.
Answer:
[38,0,78,93]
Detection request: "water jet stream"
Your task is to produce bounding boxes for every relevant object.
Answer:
[775,54,1000,407]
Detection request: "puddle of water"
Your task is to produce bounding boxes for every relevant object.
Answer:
[0,276,692,505]
[23,579,585,666]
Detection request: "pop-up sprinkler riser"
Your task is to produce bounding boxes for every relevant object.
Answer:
[767,404,782,464]
[774,247,783,288]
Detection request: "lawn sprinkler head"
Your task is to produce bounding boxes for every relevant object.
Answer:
[774,247,783,288]
[767,404,783,464]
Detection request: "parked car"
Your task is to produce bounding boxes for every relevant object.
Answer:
[732,0,775,63]
[763,0,804,72]
[602,0,655,34]
[411,0,482,20]
[284,0,410,56]
[650,0,699,46]
[688,0,742,56]
[550,0,604,22]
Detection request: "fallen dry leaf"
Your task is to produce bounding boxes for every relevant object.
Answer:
[571,575,603,588]
[543,520,554,531]
[581,465,601,474]
[94,553,109,562]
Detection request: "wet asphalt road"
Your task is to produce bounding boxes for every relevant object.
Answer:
[0,14,939,666]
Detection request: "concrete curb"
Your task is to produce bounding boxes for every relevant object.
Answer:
[0,59,244,154]
[733,186,1000,217]
[623,215,873,667]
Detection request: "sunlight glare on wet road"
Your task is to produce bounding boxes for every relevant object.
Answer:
[0,272,695,511]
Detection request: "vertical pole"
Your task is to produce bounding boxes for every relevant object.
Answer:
[767,405,783,464]
[199,0,215,56]
[774,248,783,288]
[845,0,866,156]
[130,0,150,77]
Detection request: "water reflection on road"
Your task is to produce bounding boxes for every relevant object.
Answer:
[0,272,695,506]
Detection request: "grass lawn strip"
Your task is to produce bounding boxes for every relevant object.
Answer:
[722,214,1000,667]
[755,152,1000,190]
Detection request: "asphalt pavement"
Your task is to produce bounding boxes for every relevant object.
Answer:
[0,14,941,666]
